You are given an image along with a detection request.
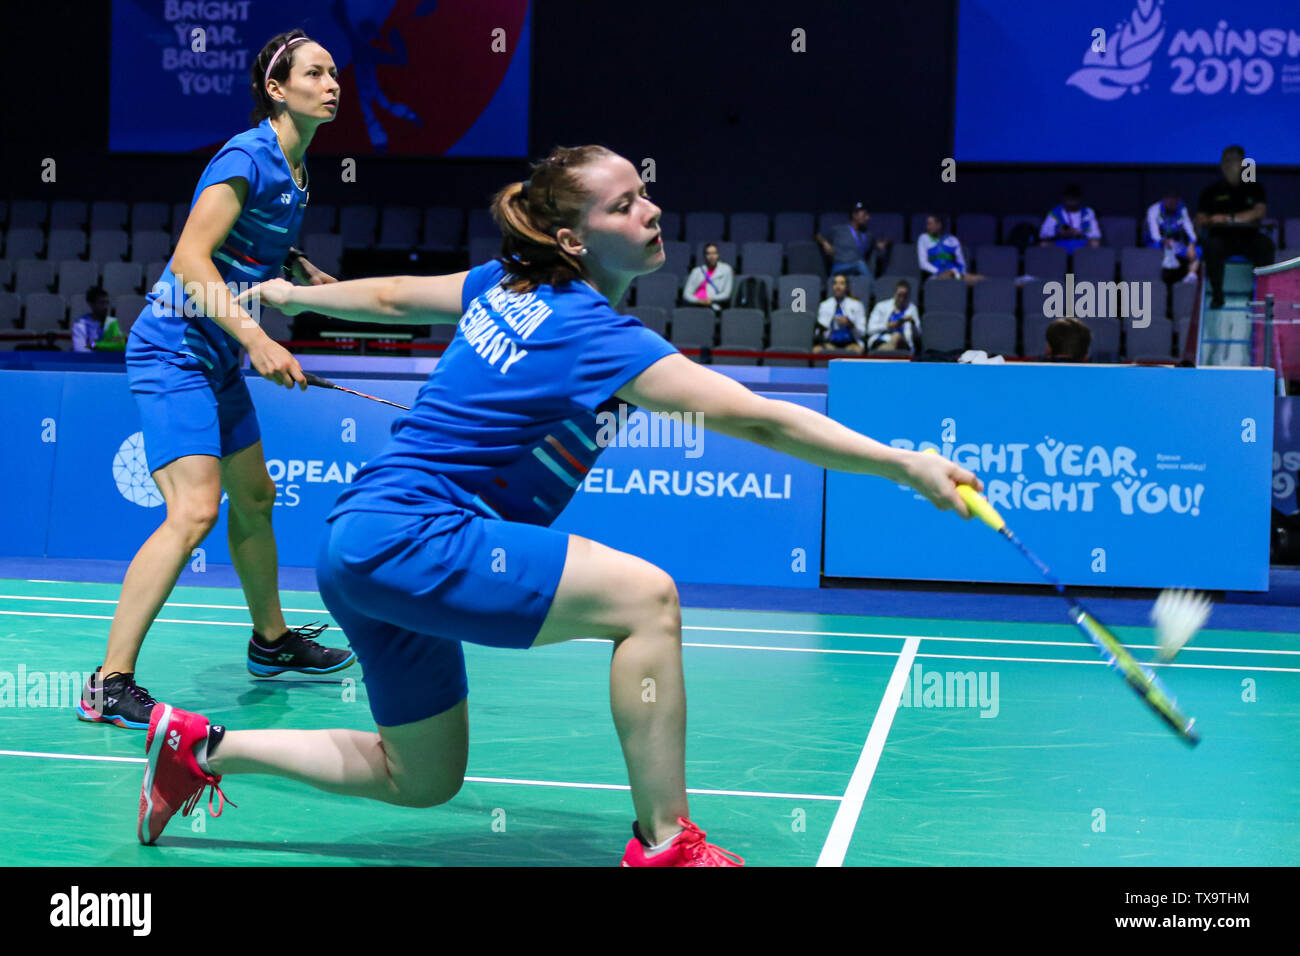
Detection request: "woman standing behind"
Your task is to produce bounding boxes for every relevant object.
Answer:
[76,31,355,731]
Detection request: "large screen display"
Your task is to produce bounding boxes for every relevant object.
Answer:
[110,0,531,156]
[954,0,1300,164]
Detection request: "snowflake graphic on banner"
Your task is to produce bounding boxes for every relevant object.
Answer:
[113,432,163,508]
[1067,0,1166,101]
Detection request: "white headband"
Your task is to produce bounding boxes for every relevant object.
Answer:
[265,36,309,89]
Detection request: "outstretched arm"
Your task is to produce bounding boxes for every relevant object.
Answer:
[616,353,982,516]
[234,272,470,325]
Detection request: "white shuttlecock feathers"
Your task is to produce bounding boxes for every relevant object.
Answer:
[1151,589,1211,661]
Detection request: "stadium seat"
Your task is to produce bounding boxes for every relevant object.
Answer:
[784,240,825,277]
[468,236,500,267]
[90,201,129,232]
[102,261,144,296]
[871,213,905,242]
[1084,318,1120,362]
[339,205,378,247]
[729,212,770,246]
[1120,246,1164,282]
[975,245,1017,277]
[57,260,99,296]
[767,309,816,353]
[1124,317,1174,360]
[88,230,128,263]
[5,228,45,260]
[669,307,715,350]
[684,212,726,244]
[1024,245,1068,278]
[661,240,691,271]
[421,207,463,250]
[956,214,997,247]
[772,212,814,244]
[24,292,67,333]
[634,272,681,310]
[970,311,1017,356]
[49,201,88,231]
[923,278,967,315]
[776,274,821,314]
[1099,215,1138,246]
[920,311,966,352]
[302,204,336,236]
[15,260,55,295]
[0,291,20,327]
[130,201,170,233]
[739,242,782,278]
[1021,313,1053,357]
[377,206,421,248]
[48,229,87,261]
[715,308,765,364]
[1072,246,1116,282]
[9,201,48,230]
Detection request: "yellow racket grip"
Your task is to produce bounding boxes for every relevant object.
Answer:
[922,448,1006,531]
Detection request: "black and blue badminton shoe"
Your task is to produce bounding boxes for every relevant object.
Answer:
[75,668,158,730]
[246,621,355,677]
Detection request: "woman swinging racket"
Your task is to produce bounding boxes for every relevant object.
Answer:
[137,146,980,865]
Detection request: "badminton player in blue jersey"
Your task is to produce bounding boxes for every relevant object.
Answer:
[137,146,981,865]
[77,31,356,731]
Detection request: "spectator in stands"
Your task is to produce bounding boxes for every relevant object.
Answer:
[1146,189,1200,285]
[682,242,733,314]
[71,286,125,352]
[867,279,921,354]
[1195,144,1274,308]
[918,215,983,284]
[1039,185,1102,252]
[816,202,889,278]
[1044,317,1091,362]
[814,274,867,353]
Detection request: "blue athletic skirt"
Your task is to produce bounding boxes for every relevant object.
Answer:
[125,330,260,473]
[316,504,571,726]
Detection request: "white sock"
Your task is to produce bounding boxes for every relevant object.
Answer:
[645,827,683,856]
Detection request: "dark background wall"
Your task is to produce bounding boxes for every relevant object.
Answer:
[2,0,1294,220]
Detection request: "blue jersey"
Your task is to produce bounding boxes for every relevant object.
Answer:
[132,118,309,368]
[329,260,679,527]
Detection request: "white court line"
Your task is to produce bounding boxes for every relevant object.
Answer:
[816,636,920,867]
[0,594,330,614]
[2,596,1293,657]
[0,749,145,764]
[1,609,1294,672]
[682,624,1300,657]
[0,750,837,802]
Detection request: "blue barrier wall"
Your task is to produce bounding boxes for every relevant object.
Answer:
[824,362,1275,590]
[2,369,824,589]
[553,393,826,588]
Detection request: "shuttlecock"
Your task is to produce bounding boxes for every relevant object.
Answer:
[1151,589,1211,661]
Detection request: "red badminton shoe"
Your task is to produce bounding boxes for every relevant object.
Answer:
[620,817,745,867]
[138,704,232,845]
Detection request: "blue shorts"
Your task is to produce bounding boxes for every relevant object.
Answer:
[126,330,260,473]
[315,504,570,727]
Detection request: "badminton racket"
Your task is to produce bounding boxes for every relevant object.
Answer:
[302,372,410,411]
[923,449,1200,746]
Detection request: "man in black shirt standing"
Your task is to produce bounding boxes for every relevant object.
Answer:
[1196,144,1274,308]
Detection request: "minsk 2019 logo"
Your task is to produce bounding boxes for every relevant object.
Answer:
[1068,0,1289,101]
[113,432,163,508]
